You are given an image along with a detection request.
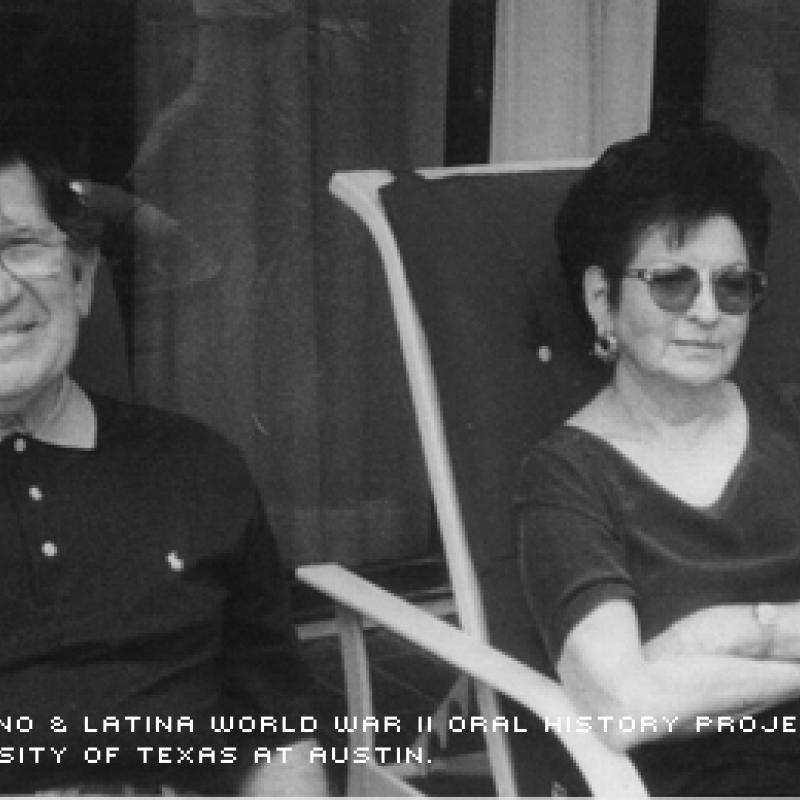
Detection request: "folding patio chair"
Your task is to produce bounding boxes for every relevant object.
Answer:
[297,150,800,796]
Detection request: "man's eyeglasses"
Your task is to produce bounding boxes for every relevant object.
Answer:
[0,235,68,280]
[624,264,768,315]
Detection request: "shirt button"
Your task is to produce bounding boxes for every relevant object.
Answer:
[537,345,553,363]
[29,486,43,502]
[41,541,58,558]
[13,438,25,453]
[166,551,184,572]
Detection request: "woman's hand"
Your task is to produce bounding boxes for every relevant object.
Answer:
[643,602,800,661]
[557,599,800,751]
[643,605,760,660]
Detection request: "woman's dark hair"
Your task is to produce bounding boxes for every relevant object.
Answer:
[556,122,771,311]
[0,139,103,254]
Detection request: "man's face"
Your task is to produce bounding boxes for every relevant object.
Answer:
[0,162,95,411]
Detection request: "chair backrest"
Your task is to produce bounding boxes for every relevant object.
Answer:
[332,160,600,795]
[376,162,603,668]
[331,152,800,794]
[71,259,131,400]
[739,154,800,385]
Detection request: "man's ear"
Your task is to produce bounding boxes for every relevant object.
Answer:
[583,265,612,332]
[72,248,99,319]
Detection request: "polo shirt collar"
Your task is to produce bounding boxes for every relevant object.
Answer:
[4,377,97,451]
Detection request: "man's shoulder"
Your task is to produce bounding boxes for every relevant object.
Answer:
[89,393,250,479]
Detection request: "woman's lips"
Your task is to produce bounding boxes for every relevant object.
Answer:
[673,339,722,348]
[0,321,37,335]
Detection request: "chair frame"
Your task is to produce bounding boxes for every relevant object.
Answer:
[296,161,648,797]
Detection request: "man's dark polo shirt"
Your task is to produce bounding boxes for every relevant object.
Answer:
[0,392,312,792]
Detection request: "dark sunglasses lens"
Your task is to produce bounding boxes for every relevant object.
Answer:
[648,267,699,312]
[714,270,765,314]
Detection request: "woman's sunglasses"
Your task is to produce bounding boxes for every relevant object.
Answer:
[624,264,768,315]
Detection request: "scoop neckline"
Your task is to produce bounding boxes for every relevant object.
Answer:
[559,411,751,517]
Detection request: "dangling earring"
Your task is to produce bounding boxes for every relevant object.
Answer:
[593,330,618,363]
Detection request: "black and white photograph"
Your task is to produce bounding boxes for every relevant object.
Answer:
[1,0,800,797]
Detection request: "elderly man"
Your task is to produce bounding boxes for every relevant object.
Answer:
[0,142,327,795]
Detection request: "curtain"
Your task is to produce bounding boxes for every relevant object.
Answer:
[490,0,658,162]
[123,0,449,565]
[705,0,800,180]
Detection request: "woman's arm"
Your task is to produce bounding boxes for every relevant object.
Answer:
[643,601,800,660]
[557,599,800,752]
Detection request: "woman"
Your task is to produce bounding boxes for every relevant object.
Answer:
[517,124,800,796]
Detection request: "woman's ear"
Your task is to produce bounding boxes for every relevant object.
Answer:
[583,265,612,332]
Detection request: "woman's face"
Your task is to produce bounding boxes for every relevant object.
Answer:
[589,214,751,391]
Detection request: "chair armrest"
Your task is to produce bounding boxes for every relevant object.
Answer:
[296,562,648,798]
